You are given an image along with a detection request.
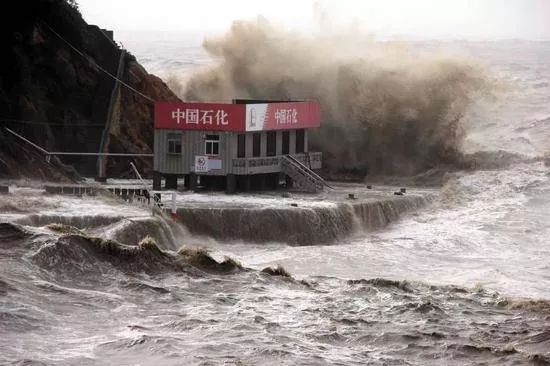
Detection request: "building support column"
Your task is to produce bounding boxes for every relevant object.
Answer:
[153,171,162,191]
[259,174,267,191]
[244,175,251,192]
[183,174,190,190]
[189,173,198,192]
[285,175,294,190]
[226,174,236,194]
[165,174,177,190]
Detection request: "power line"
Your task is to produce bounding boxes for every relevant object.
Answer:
[44,23,156,103]
[0,118,106,127]
[0,118,152,127]
[4,127,153,157]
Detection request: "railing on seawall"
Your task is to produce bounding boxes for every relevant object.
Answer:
[42,183,178,216]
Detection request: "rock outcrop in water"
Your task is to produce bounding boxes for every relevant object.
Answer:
[0,0,179,180]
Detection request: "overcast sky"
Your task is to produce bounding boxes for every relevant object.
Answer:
[78,0,550,40]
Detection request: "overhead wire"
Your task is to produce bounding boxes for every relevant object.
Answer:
[0,118,106,127]
[44,23,156,103]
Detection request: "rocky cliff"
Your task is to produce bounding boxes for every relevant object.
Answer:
[0,0,179,181]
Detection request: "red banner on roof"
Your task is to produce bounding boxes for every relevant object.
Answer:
[155,102,246,131]
[245,102,321,131]
[155,102,321,132]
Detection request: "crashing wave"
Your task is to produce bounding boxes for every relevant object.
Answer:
[178,246,243,274]
[13,214,124,230]
[176,194,432,245]
[0,222,31,241]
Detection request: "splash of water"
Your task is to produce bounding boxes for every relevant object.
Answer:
[182,20,493,176]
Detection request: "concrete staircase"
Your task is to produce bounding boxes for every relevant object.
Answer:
[281,155,331,193]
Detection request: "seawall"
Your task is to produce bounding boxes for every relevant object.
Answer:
[175,193,433,245]
[3,185,435,247]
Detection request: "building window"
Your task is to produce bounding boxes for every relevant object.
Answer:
[282,131,290,155]
[266,131,276,156]
[237,134,246,158]
[205,134,220,155]
[167,133,182,154]
[252,133,261,157]
[296,129,305,154]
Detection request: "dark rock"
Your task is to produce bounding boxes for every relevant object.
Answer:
[0,0,179,180]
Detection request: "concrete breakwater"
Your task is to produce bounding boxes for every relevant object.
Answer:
[3,185,435,247]
[175,193,433,245]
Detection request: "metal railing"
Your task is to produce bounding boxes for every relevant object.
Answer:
[231,152,322,175]
[285,154,333,189]
[4,127,153,157]
[281,156,324,193]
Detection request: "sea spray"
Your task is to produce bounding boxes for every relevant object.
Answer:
[181,20,493,177]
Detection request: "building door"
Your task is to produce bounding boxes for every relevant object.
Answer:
[282,131,289,155]
[237,134,246,158]
[296,129,305,154]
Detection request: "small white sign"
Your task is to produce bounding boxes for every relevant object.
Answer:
[195,155,209,172]
[208,159,222,170]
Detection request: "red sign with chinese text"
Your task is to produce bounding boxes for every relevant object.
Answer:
[245,102,321,131]
[155,102,321,132]
[155,102,246,131]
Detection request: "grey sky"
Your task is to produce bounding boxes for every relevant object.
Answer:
[78,0,550,40]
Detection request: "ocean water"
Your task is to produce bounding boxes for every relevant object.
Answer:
[1,38,550,365]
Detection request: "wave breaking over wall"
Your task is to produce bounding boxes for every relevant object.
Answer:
[5,190,433,247]
[182,21,493,177]
[10,214,187,251]
[176,194,432,245]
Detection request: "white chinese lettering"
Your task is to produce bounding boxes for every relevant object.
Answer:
[216,110,229,125]
[286,109,293,124]
[274,108,298,125]
[275,109,286,125]
[171,108,186,124]
[186,109,199,124]
[200,110,214,125]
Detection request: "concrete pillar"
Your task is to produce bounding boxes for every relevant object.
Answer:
[244,175,251,192]
[189,173,198,192]
[165,174,177,190]
[153,171,162,191]
[183,174,190,190]
[259,174,267,191]
[268,173,279,190]
[285,175,294,189]
[226,174,236,194]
